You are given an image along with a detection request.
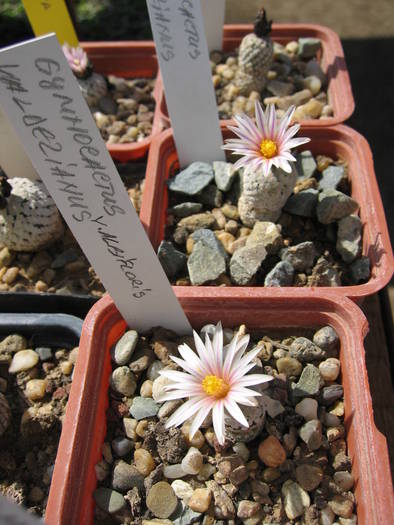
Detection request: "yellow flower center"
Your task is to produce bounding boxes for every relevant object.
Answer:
[202,375,230,399]
[260,139,278,159]
[73,59,80,65]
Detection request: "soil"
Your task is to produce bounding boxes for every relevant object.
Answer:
[94,324,356,524]
[0,161,145,297]
[0,334,78,517]
[162,151,369,288]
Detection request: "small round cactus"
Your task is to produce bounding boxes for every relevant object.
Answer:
[62,43,108,107]
[0,392,11,437]
[0,177,64,252]
[234,8,274,95]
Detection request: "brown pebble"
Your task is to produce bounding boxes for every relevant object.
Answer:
[25,379,47,401]
[146,481,177,518]
[188,488,212,513]
[2,267,19,284]
[134,448,155,476]
[258,436,286,467]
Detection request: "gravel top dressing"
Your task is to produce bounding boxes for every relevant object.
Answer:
[0,161,145,297]
[93,323,356,525]
[0,333,78,517]
[159,151,369,288]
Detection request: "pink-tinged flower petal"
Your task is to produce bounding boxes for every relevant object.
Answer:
[255,100,268,136]
[176,345,208,376]
[223,102,310,177]
[234,374,273,387]
[193,330,212,371]
[165,396,207,428]
[156,390,189,402]
[189,400,214,440]
[228,394,258,407]
[230,386,262,398]
[170,356,204,379]
[277,105,296,139]
[213,322,223,371]
[213,400,225,445]
[285,137,311,149]
[160,369,200,385]
[224,398,249,427]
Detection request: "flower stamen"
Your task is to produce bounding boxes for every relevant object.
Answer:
[260,139,277,159]
[202,375,230,399]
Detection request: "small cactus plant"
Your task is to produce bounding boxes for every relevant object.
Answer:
[0,177,64,252]
[234,7,274,96]
[223,103,310,226]
[63,43,108,107]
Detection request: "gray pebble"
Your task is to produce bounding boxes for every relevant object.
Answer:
[336,214,362,262]
[171,202,203,218]
[293,364,323,397]
[158,240,187,279]
[318,165,345,190]
[113,330,138,365]
[187,241,226,285]
[213,161,238,191]
[110,366,137,397]
[284,189,318,217]
[147,360,164,381]
[350,256,370,283]
[172,501,202,525]
[94,487,126,514]
[197,184,223,208]
[320,384,344,405]
[168,162,214,195]
[35,347,52,361]
[230,244,267,285]
[280,241,317,271]
[313,326,339,354]
[264,260,294,287]
[298,37,322,59]
[316,189,359,224]
[111,437,133,457]
[191,228,227,259]
[299,419,322,450]
[112,460,145,493]
[129,397,160,420]
[295,150,317,180]
[290,337,327,362]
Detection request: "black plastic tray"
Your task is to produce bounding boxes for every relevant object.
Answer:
[0,292,97,319]
[0,312,82,348]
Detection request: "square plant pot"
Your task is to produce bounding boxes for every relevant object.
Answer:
[0,313,82,519]
[157,23,355,128]
[0,157,146,316]
[45,292,394,524]
[140,123,393,303]
[81,41,163,161]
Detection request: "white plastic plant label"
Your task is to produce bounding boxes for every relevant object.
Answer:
[0,34,191,333]
[0,107,39,180]
[201,0,225,52]
[146,0,225,167]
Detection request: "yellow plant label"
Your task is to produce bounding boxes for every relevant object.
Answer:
[22,0,79,47]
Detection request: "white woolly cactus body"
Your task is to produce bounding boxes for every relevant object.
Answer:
[234,8,274,95]
[62,43,108,107]
[239,164,297,226]
[0,178,64,252]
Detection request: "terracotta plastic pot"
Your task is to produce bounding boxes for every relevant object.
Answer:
[46,292,394,525]
[157,23,355,129]
[81,41,162,161]
[140,123,393,303]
